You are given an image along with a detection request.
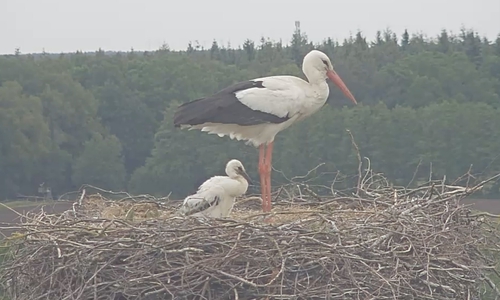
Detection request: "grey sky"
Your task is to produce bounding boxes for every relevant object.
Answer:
[1,0,499,54]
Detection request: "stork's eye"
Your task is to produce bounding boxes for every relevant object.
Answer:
[322,59,329,67]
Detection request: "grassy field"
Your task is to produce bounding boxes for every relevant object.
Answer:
[0,200,73,238]
[462,198,500,214]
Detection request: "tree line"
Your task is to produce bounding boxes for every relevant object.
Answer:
[1,25,499,200]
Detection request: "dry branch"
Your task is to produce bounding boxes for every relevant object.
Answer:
[1,170,500,300]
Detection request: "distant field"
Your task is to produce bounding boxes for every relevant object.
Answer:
[0,201,73,238]
[462,198,500,214]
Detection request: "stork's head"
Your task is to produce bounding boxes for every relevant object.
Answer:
[226,159,252,184]
[302,50,357,105]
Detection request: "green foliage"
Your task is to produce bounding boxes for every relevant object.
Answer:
[0,81,50,196]
[0,26,499,200]
[72,133,126,191]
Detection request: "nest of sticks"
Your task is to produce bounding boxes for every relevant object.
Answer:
[2,169,500,300]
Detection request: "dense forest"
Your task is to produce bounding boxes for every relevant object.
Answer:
[1,25,500,200]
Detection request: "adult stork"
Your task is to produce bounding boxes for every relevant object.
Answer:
[173,49,357,212]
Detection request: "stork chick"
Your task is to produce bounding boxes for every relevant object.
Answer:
[178,159,251,218]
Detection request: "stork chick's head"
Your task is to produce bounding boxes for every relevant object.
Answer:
[302,50,357,105]
[225,159,252,184]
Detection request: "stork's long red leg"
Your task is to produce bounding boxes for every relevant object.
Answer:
[264,142,274,212]
[258,145,267,211]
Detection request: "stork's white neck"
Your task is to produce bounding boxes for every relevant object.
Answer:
[302,64,327,85]
[229,176,249,197]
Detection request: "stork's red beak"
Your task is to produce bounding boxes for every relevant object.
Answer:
[327,70,357,105]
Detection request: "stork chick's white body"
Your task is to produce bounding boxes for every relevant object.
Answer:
[174,50,357,213]
[178,159,251,218]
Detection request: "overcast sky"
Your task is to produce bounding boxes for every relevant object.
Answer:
[1,0,499,54]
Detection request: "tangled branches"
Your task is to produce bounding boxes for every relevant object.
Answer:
[1,170,500,300]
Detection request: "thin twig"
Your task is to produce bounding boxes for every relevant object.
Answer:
[346,129,362,196]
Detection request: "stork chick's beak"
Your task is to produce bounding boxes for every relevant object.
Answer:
[326,70,357,105]
[238,169,253,185]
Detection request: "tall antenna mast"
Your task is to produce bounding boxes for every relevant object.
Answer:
[295,21,301,36]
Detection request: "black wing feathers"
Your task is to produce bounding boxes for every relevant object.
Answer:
[173,80,290,127]
[184,195,221,216]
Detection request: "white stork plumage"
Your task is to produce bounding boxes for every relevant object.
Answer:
[178,159,251,218]
[174,50,357,213]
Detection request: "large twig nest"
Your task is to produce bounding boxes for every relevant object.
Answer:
[1,174,500,300]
